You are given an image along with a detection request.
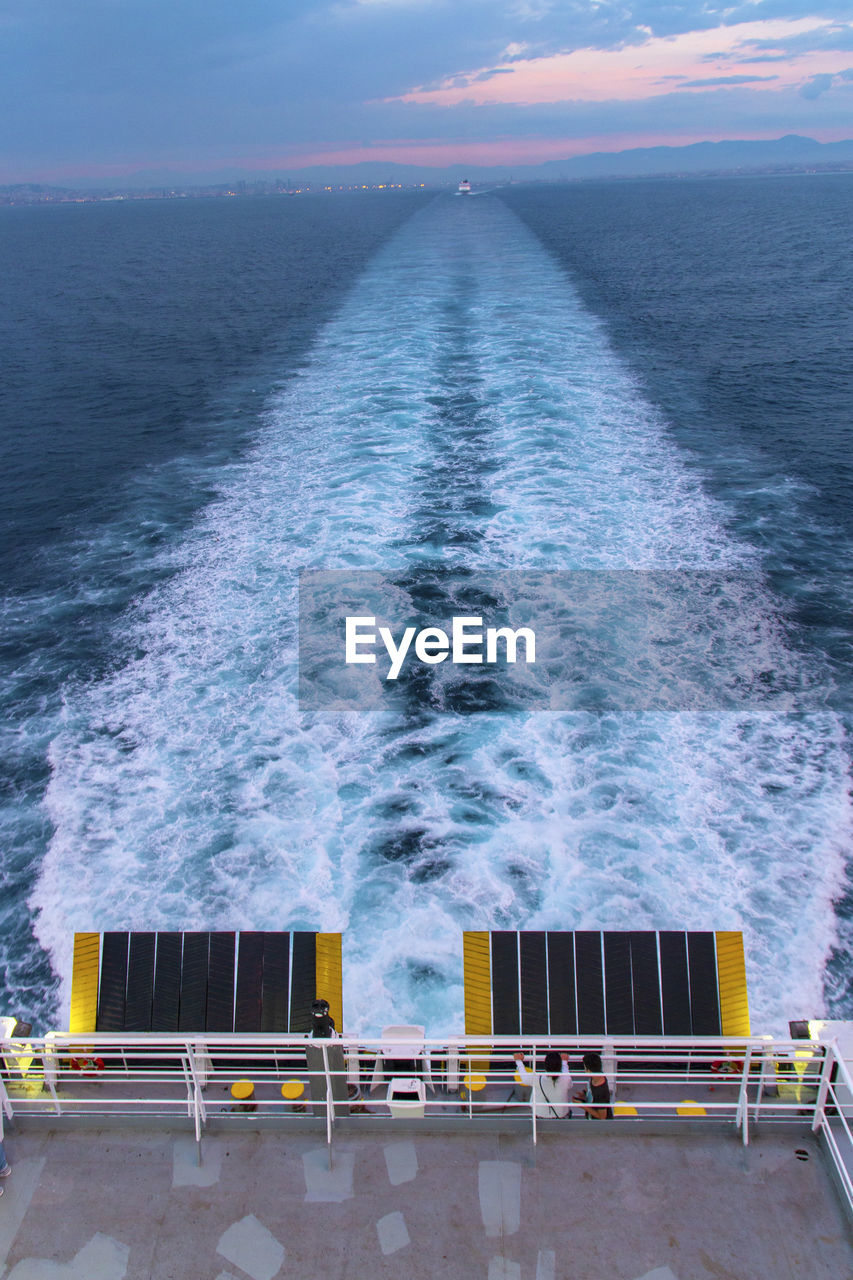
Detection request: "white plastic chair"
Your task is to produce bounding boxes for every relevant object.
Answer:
[370,1025,434,1092]
[387,1076,426,1118]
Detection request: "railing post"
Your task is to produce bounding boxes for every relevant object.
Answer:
[531,1042,538,1146]
[321,1042,334,1148]
[753,1037,774,1124]
[812,1041,834,1134]
[736,1048,753,1145]
[185,1045,208,1165]
[193,1088,203,1162]
[192,1040,212,1090]
[43,1033,62,1116]
[190,1052,208,1125]
[181,1054,193,1119]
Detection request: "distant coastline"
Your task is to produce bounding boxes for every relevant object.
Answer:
[2,162,852,207]
[3,134,852,206]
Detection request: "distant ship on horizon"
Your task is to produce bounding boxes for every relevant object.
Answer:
[457,178,471,194]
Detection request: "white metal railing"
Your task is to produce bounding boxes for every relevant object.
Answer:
[812,1042,853,1209]
[1,1031,850,1207]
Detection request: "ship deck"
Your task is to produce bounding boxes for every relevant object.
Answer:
[1,1121,850,1279]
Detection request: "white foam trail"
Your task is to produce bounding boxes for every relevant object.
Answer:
[32,196,851,1034]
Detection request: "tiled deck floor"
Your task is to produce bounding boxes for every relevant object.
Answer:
[0,1122,850,1279]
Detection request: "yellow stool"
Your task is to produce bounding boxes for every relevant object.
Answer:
[281,1079,306,1112]
[461,1072,487,1100]
[230,1080,257,1113]
[676,1100,706,1116]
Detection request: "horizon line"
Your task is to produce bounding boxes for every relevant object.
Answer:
[4,130,853,189]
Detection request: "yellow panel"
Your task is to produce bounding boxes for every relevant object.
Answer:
[315,933,343,1032]
[463,931,492,1036]
[775,1048,820,1102]
[68,932,101,1034]
[715,931,751,1037]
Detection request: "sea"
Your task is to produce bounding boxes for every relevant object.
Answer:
[1,175,851,1036]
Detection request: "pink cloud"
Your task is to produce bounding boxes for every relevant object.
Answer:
[387,19,853,108]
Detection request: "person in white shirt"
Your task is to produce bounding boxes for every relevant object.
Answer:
[512,1050,573,1118]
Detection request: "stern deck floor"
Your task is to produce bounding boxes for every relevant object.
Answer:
[0,1124,850,1279]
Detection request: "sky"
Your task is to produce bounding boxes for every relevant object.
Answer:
[2,0,852,183]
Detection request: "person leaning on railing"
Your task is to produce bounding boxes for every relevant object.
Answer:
[512,1050,574,1118]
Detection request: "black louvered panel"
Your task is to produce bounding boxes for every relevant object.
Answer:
[206,932,236,1032]
[491,931,520,1036]
[660,931,691,1035]
[687,932,721,1035]
[261,933,290,1033]
[124,932,155,1032]
[575,932,605,1035]
[97,932,129,1031]
[603,932,634,1035]
[178,932,210,1032]
[546,932,576,1035]
[289,932,316,1032]
[234,932,264,1032]
[519,932,548,1035]
[629,932,663,1035]
[152,933,182,1031]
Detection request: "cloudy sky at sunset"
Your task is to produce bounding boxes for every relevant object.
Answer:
[2,0,852,181]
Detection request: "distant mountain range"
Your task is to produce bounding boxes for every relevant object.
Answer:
[7,135,853,195]
[258,134,853,187]
[531,134,853,180]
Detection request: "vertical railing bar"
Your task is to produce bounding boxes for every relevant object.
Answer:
[754,1045,768,1124]
[193,1086,202,1165]
[812,1040,834,1134]
[45,1075,61,1117]
[43,1034,62,1116]
[181,1054,193,1119]
[321,1041,333,1150]
[531,1041,538,1146]
[191,1046,207,1124]
[183,1045,208,1167]
[738,1048,752,1145]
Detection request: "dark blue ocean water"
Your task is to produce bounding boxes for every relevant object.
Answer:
[1,178,850,1032]
[501,176,852,567]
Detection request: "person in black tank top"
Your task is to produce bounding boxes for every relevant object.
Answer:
[574,1051,612,1118]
